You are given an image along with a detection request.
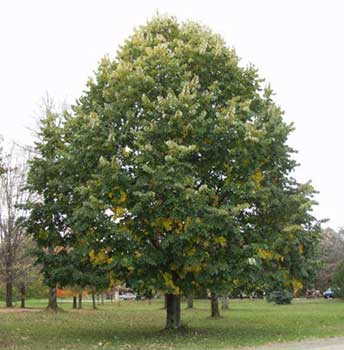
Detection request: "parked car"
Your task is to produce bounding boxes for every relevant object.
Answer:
[323,288,334,299]
[119,292,137,300]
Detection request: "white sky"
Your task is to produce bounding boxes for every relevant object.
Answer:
[1,0,343,229]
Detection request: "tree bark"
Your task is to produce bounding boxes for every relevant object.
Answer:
[221,295,229,310]
[165,294,181,329]
[210,292,220,318]
[78,292,82,309]
[187,293,194,309]
[6,282,13,308]
[92,291,97,309]
[72,296,77,309]
[19,282,26,308]
[47,287,58,311]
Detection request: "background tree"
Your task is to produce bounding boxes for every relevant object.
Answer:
[70,241,111,310]
[13,236,40,308]
[332,259,344,298]
[23,100,71,311]
[316,227,344,290]
[0,144,32,307]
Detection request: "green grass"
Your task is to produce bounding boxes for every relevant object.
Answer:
[1,298,344,350]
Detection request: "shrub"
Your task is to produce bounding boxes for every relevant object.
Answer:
[267,290,293,304]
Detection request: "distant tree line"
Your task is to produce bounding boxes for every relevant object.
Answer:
[316,227,344,293]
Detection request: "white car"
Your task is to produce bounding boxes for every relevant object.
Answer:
[119,292,136,300]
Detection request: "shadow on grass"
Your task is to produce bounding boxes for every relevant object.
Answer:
[19,311,296,348]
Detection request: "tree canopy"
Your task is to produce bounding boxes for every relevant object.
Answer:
[24,16,321,328]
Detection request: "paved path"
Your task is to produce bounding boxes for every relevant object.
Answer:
[252,337,344,350]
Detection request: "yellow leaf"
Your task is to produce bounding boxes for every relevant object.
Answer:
[119,191,127,203]
[214,236,227,247]
[186,247,196,256]
[292,279,303,295]
[252,170,263,189]
[113,207,125,218]
[257,248,283,261]
[175,221,184,234]
[163,272,180,294]
[162,218,173,231]
[184,264,202,273]
[89,249,112,265]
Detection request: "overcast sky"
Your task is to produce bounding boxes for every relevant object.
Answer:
[1,0,343,229]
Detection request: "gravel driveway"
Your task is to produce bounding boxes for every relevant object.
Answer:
[252,337,344,350]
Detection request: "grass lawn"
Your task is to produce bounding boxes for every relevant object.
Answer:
[1,298,344,350]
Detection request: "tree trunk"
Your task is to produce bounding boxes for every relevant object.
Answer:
[187,293,194,309]
[78,292,82,309]
[165,294,181,329]
[72,296,77,309]
[19,282,26,308]
[47,287,58,311]
[210,292,220,318]
[92,291,97,309]
[101,293,104,304]
[221,295,229,310]
[6,282,13,308]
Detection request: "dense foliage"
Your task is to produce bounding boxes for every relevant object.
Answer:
[24,16,321,327]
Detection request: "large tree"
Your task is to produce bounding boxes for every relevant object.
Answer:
[61,16,319,327]
[25,16,320,328]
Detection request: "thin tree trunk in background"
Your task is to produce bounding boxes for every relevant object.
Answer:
[19,282,26,308]
[6,282,13,307]
[221,295,229,310]
[72,296,77,309]
[101,293,104,304]
[78,292,82,309]
[47,287,58,311]
[187,293,194,309]
[165,294,181,329]
[210,292,220,318]
[92,291,97,309]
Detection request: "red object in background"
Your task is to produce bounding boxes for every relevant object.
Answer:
[56,288,76,298]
